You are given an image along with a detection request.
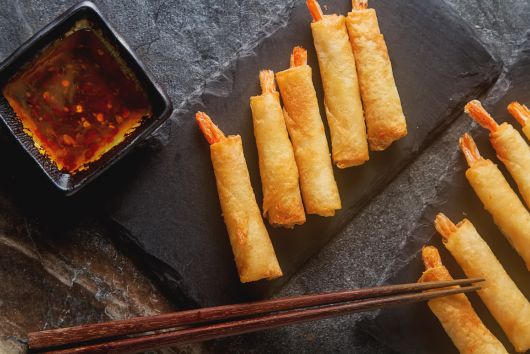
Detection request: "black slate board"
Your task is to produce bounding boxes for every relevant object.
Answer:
[361,43,530,353]
[100,0,501,306]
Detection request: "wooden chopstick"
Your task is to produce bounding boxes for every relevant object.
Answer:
[34,283,481,354]
[29,277,482,351]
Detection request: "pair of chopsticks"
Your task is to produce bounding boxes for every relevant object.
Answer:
[29,278,482,353]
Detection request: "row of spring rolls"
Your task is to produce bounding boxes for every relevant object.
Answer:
[462,101,530,270]
[421,214,530,353]
[252,48,342,223]
[193,47,342,283]
[195,113,283,283]
[420,100,530,353]
[252,0,408,227]
[192,0,408,283]
[308,0,407,164]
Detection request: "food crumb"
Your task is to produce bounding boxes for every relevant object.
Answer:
[63,134,75,146]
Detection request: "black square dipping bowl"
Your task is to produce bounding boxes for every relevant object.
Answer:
[0,1,172,195]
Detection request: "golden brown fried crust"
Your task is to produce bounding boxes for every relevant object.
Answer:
[346,9,407,151]
[311,14,369,167]
[490,123,530,208]
[250,91,306,228]
[465,159,530,271]
[419,246,508,354]
[210,136,282,282]
[276,65,341,216]
[442,218,530,353]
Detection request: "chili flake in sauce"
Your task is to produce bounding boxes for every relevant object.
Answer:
[2,27,152,173]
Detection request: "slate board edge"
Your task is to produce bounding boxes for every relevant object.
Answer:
[107,219,200,308]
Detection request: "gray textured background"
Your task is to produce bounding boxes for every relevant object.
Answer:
[0,0,528,353]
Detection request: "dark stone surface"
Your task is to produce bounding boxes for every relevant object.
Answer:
[0,0,528,353]
[104,0,500,307]
[445,0,530,67]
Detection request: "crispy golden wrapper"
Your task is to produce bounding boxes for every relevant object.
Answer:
[489,123,530,208]
[346,8,407,151]
[210,136,283,282]
[196,112,282,283]
[311,14,368,167]
[435,215,530,353]
[465,159,530,270]
[465,100,530,208]
[250,70,306,228]
[276,54,341,217]
[419,246,507,354]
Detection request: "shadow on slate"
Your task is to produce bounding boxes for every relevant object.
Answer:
[98,0,501,306]
[359,43,530,353]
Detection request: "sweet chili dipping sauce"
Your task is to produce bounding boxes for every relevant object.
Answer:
[2,22,152,173]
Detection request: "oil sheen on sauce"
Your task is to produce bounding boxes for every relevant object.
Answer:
[2,27,152,173]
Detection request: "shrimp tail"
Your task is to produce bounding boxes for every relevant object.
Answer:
[306,0,324,22]
[434,213,457,242]
[259,70,277,95]
[290,46,308,68]
[507,101,530,128]
[459,133,483,167]
[464,100,498,132]
[195,112,226,145]
[352,0,368,10]
[422,246,443,270]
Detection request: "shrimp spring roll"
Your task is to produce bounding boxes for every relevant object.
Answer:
[306,0,369,167]
[459,133,530,270]
[275,47,341,216]
[195,112,282,283]
[250,70,306,228]
[346,0,407,151]
[465,100,530,208]
[419,246,507,354]
[435,213,530,352]
[508,101,530,141]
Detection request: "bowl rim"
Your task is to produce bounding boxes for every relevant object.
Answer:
[0,0,173,196]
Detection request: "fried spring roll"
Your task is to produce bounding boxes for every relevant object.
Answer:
[435,213,530,352]
[419,246,507,354]
[195,112,282,283]
[250,70,306,228]
[465,100,530,208]
[459,133,530,270]
[508,101,530,141]
[275,47,341,216]
[346,0,407,151]
[306,0,368,167]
